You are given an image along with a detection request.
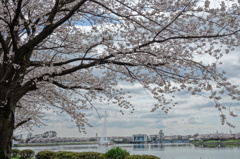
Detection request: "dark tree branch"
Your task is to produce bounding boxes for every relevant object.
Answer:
[10,0,23,51]
[13,136,21,141]
[14,118,31,129]
[0,32,9,56]
[0,17,10,26]
[21,0,88,50]
[81,39,104,65]
[10,0,23,29]
[30,57,96,67]
[47,0,60,23]
[153,1,190,40]
[139,30,240,48]
[19,12,31,36]
[90,0,153,32]
[52,80,103,91]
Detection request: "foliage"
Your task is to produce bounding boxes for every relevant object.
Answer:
[0,0,238,133]
[43,131,57,138]
[71,152,103,159]
[104,147,129,159]
[19,149,35,159]
[35,151,56,159]
[50,151,75,159]
[11,149,21,157]
[1,0,240,158]
[51,151,103,159]
[125,155,160,159]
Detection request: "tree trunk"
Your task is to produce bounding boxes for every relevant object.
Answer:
[0,102,15,159]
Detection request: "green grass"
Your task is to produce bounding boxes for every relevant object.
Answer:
[193,139,240,143]
[223,139,240,143]
[204,140,218,143]
[193,139,240,148]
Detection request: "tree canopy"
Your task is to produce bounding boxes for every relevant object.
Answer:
[1,0,240,158]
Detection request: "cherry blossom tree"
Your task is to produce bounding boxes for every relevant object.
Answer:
[1,0,240,158]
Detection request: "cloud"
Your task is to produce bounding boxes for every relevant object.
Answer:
[25,46,240,138]
[106,119,165,129]
[184,117,203,125]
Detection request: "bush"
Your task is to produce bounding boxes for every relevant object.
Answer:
[51,151,75,159]
[11,149,21,157]
[125,155,160,159]
[19,149,35,159]
[72,152,103,159]
[104,147,129,159]
[35,151,56,159]
[51,151,103,159]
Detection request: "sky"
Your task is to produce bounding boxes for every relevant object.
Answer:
[20,0,240,139]
[28,48,240,138]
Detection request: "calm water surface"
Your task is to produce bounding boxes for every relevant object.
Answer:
[14,143,240,159]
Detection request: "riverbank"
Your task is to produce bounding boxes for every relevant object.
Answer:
[193,139,240,147]
[11,147,160,159]
[13,142,98,147]
[14,139,240,147]
[12,143,240,159]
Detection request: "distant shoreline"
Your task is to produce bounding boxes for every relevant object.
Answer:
[193,139,240,147]
[13,139,240,147]
[13,142,99,147]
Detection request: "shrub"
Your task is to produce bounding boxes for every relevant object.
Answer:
[104,147,129,159]
[35,151,56,159]
[72,152,103,159]
[11,149,21,157]
[51,151,103,159]
[50,151,75,159]
[19,149,35,159]
[125,155,160,159]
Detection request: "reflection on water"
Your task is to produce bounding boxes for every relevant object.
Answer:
[133,144,165,151]
[14,143,240,159]
[134,144,147,150]
[151,144,164,150]
[133,144,164,151]
[133,143,192,151]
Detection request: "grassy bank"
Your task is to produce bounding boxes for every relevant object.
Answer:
[193,139,240,143]
[193,139,240,147]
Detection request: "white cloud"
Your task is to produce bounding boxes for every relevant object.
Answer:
[184,116,203,124]
[25,0,240,138]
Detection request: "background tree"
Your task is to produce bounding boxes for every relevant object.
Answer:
[1,0,240,158]
[43,131,57,138]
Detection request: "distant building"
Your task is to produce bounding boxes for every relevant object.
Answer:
[150,134,159,142]
[163,136,174,141]
[132,134,148,143]
[112,136,132,143]
[150,129,165,142]
[159,130,164,141]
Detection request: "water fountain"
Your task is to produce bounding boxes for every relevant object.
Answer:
[99,110,109,146]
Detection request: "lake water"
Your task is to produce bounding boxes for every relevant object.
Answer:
[13,143,240,159]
